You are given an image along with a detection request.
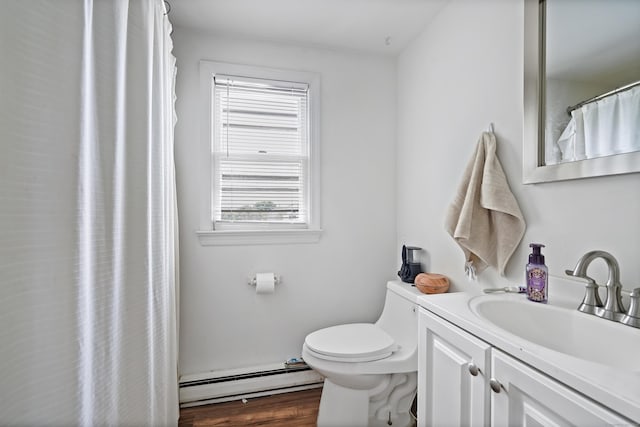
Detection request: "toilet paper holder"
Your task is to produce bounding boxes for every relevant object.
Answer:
[247,274,281,287]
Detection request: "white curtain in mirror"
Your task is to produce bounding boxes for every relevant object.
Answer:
[555,85,640,163]
[0,0,179,425]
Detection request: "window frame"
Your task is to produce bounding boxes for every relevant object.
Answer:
[197,61,321,246]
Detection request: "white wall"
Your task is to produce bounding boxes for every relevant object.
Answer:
[173,29,398,375]
[397,0,640,293]
[176,0,640,377]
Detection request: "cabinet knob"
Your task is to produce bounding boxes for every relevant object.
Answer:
[467,362,480,376]
[489,378,502,393]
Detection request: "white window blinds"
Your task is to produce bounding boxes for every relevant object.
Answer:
[212,75,310,225]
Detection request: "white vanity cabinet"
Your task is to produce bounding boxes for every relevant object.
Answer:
[491,348,632,426]
[418,307,634,426]
[491,349,632,426]
[417,307,490,427]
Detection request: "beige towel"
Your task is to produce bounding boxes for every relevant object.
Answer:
[444,132,526,276]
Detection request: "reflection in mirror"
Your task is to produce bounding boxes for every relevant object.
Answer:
[523,0,640,183]
[544,0,640,166]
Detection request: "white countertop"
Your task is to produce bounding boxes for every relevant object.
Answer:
[417,290,640,423]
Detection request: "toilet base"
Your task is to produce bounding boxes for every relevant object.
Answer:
[317,372,417,427]
[317,379,371,427]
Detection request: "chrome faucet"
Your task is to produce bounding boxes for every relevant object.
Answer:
[565,250,625,322]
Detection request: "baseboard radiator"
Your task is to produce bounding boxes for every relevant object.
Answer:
[179,361,324,407]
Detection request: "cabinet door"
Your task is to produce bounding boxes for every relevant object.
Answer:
[491,350,633,426]
[418,308,491,427]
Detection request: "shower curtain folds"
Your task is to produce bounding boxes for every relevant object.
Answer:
[0,1,178,425]
[556,84,640,163]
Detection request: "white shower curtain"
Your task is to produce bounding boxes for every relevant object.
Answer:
[556,85,640,162]
[0,1,178,425]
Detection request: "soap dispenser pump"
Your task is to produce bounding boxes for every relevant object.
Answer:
[526,243,548,303]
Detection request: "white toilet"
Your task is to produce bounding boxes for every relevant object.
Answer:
[302,280,422,427]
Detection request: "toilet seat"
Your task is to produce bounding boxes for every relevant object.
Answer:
[305,323,398,362]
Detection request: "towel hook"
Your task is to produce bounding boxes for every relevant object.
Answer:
[488,123,495,133]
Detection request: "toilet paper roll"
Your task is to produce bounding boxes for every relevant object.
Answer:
[255,272,276,294]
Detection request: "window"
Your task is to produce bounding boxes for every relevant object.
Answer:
[197,61,321,245]
[213,75,309,225]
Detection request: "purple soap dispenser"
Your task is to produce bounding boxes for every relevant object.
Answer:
[526,243,548,303]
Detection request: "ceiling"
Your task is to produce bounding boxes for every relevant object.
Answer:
[167,0,449,55]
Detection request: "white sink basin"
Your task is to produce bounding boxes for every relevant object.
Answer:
[469,295,640,370]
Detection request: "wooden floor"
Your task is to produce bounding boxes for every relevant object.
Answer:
[179,388,323,427]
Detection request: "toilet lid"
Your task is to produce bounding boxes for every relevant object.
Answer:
[305,323,397,362]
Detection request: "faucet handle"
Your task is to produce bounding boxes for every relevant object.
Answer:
[577,280,603,315]
[565,268,600,308]
[621,288,640,328]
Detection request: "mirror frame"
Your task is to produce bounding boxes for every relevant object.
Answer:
[523,0,640,184]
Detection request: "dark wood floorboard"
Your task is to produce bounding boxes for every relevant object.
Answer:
[179,388,322,427]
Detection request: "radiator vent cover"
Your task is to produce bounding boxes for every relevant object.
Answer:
[179,362,323,407]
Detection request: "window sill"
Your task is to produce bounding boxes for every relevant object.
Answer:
[196,228,323,246]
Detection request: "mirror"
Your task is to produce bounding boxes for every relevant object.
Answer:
[523,0,640,184]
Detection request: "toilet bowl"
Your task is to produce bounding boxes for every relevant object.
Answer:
[302,280,422,427]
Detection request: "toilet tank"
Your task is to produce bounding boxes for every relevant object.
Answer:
[375,281,423,352]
